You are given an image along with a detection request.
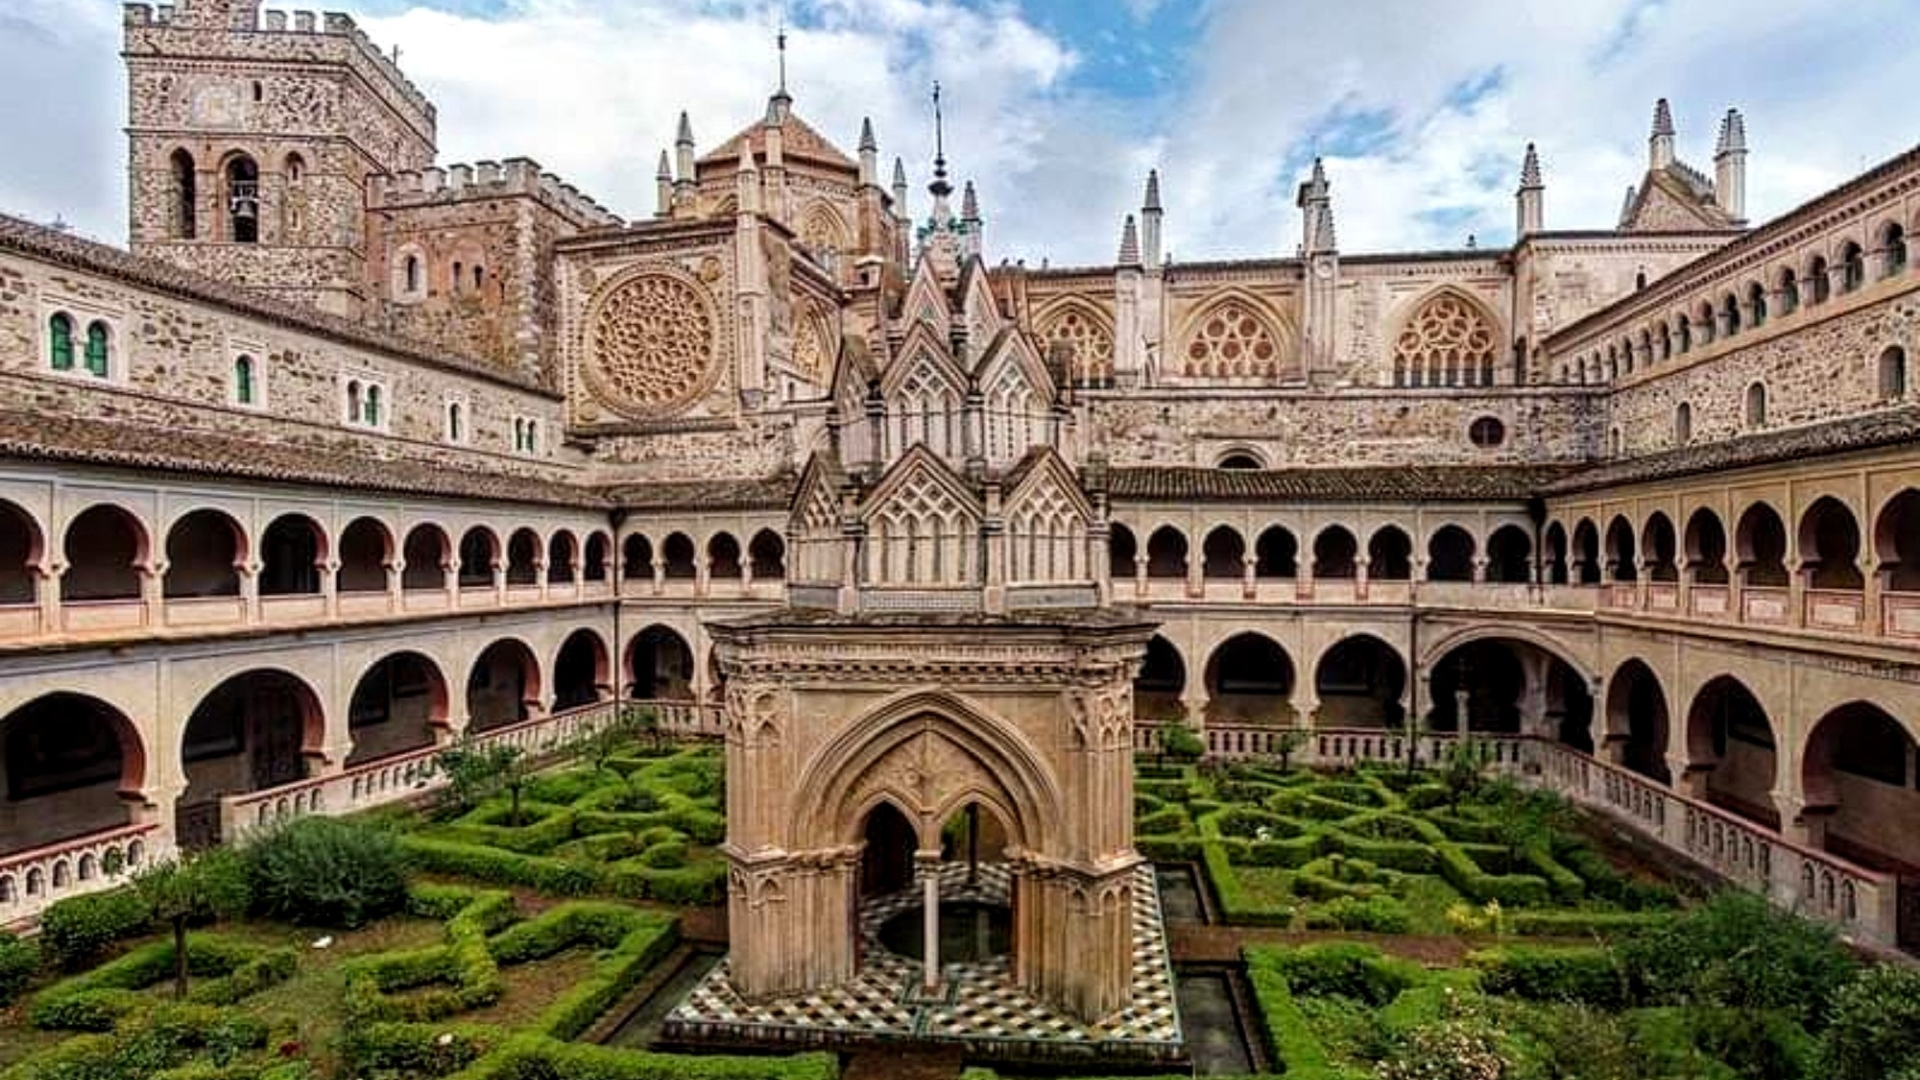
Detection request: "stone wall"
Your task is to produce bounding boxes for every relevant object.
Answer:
[0,250,575,480]
[1085,388,1599,468]
[1606,282,1919,456]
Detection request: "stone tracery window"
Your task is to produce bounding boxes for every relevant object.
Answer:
[585,269,719,417]
[1392,293,1497,388]
[1183,298,1280,379]
[1038,304,1114,385]
[1007,480,1084,583]
[869,468,976,587]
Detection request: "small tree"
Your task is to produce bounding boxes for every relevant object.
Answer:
[1271,727,1311,772]
[1440,738,1492,809]
[133,847,249,999]
[1159,722,1205,764]
[579,708,640,778]
[435,738,534,824]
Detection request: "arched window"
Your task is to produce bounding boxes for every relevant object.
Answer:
[1880,347,1908,402]
[1393,293,1497,388]
[47,313,74,371]
[364,385,382,427]
[522,420,539,453]
[170,149,196,240]
[345,381,362,423]
[404,255,422,294]
[233,354,256,405]
[1675,314,1691,354]
[224,155,259,244]
[452,261,463,293]
[1744,383,1767,429]
[1674,402,1692,445]
[446,402,464,442]
[1656,322,1672,361]
[1778,267,1800,315]
[84,321,110,378]
[284,153,304,184]
[1747,282,1767,329]
[471,265,485,291]
[1885,224,1909,278]
[1809,256,1831,304]
[1721,293,1740,336]
[1841,242,1866,293]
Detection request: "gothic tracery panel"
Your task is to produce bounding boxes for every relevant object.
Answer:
[585,267,720,417]
[1038,304,1115,384]
[1181,297,1283,378]
[868,466,979,587]
[1392,292,1499,388]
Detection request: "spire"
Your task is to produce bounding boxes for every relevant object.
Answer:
[1619,184,1638,227]
[674,111,696,188]
[1296,157,1335,254]
[1649,98,1676,170]
[1652,97,1675,137]
[1516,143,1544,236]
[1714,107,1748,223]
[859,117,877,153]
[928,81,953,200]
[960,181,982,258]
[857,117,878,187]
[767,20,793,120]
[1519,143,1542,190]
[891,156,909,218]
[1117,214,1141,266]
[656,149,673,217]
[656,149,672,180]
[1141,169,1164,267]
[961,180,979,221]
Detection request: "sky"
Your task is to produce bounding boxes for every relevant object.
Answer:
[4,0,1918,265]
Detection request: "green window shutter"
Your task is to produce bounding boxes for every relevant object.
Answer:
[48,315,73,370]
[235,356,254,404]
[84,322,110,377]
[365,385,381,426]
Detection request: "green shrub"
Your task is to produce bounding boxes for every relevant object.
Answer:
[1468,945,1625,1007]
[1134,807,1190,836]
[1633,1005,1816,1080]
[38,888,153,970]
[1617,891,1856,1027]
[30,935,292,1031]
[245,816,410,929]
[400,836,597,895]
[1376,988,1510,1080]
[1505,909,1667,938]
[1818,964,1920,1080]
[1305,895,1413,934]
[1264,941,1418,1006]
[0,930,38,1007]
[1506,1002,1643,1080]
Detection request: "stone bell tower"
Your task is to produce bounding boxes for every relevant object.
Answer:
[122,0,436,317]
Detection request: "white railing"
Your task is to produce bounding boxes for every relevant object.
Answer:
[0,823,161,928]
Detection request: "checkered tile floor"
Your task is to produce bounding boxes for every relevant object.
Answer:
[664,862,1183,1058]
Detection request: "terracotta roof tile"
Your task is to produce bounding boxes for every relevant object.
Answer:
[1547,405,1920,494]
[0,408,605,508]
[604,475,796,512]
[1107,465,1568,502]
[0,214,557,398]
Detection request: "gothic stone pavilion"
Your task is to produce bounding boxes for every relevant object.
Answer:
[1,0,1919,1037]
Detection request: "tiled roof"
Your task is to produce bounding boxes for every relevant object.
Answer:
[0,408,606,508]
[1107,465,1569,502]
[1547,405,1920,494]
[604,475,797,512]
[0,214,557,398]
[698,107,857,171]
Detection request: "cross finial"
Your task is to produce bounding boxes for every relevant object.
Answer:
[929,81,952,198]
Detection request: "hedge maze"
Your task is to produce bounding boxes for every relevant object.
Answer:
[1135,761,1679,935]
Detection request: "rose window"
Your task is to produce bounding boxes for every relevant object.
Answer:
[1393,294,1497,387]
[1184,301,1278,377]
[586,270,717,416]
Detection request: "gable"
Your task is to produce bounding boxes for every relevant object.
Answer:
[860,444,982,527]
[1003,449,1093,524]
[1622,170,1733,233]
[879,321,967,401]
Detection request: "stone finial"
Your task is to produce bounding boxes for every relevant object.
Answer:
[1143,169,1162,212]
[738,141,758,174]
[657,149,672,179]
[961,181,980,222]
[1619,184,1638,225]
[859,117,877,153]
[1519,143,1542,189]
[1117,214,1141,266]
[676,111,695,146]
[1716,107,1747,154]
[1652,97,1675,138]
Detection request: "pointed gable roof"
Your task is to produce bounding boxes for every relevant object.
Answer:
[789,449,850,522]
[971,323,1057,403]
[1001,445,1094,521]
[859,442,984,524]
[698,104,858,173]
[1619,162,1739,232]
[898,249,954,329]
[880,319,968,399]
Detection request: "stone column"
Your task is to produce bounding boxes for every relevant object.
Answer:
[240,559,262,624]
[695,554,711,599]
[384,558,404,614]
[1354,555,1370,602]
[534,556,551,601]
[919,851,942,991]
[140,560,166,628]
[36,562,62,634]
[1241,555,1256,600]
[492,558,507,606]
[1470,555,1489,584]
[319,560,340,619]
[1860,555,1880,635]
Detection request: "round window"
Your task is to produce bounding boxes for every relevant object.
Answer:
[1468,416,1506,449]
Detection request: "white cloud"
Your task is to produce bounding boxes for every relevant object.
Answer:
[0,0,1913,267]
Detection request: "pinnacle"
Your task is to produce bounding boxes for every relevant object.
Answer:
[1143,169,1162,211]
[859,117,877,153]
[1117,213,1141,265]
[738,141,757,172]
[676,111,694,145]
[892,156,907,189]
[656,149,672,178]
[961,180,980,221]
[1652,97,1675,138]
[1717,107,1747,154]
[1520,143,1542,188]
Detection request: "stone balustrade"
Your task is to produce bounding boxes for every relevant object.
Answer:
[0,823,159,929]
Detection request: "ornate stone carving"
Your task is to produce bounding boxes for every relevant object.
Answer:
[585,266,719,417]
[1182,298,1281,378]
[1038,305,1115,383]
[1393,292,1497,387]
